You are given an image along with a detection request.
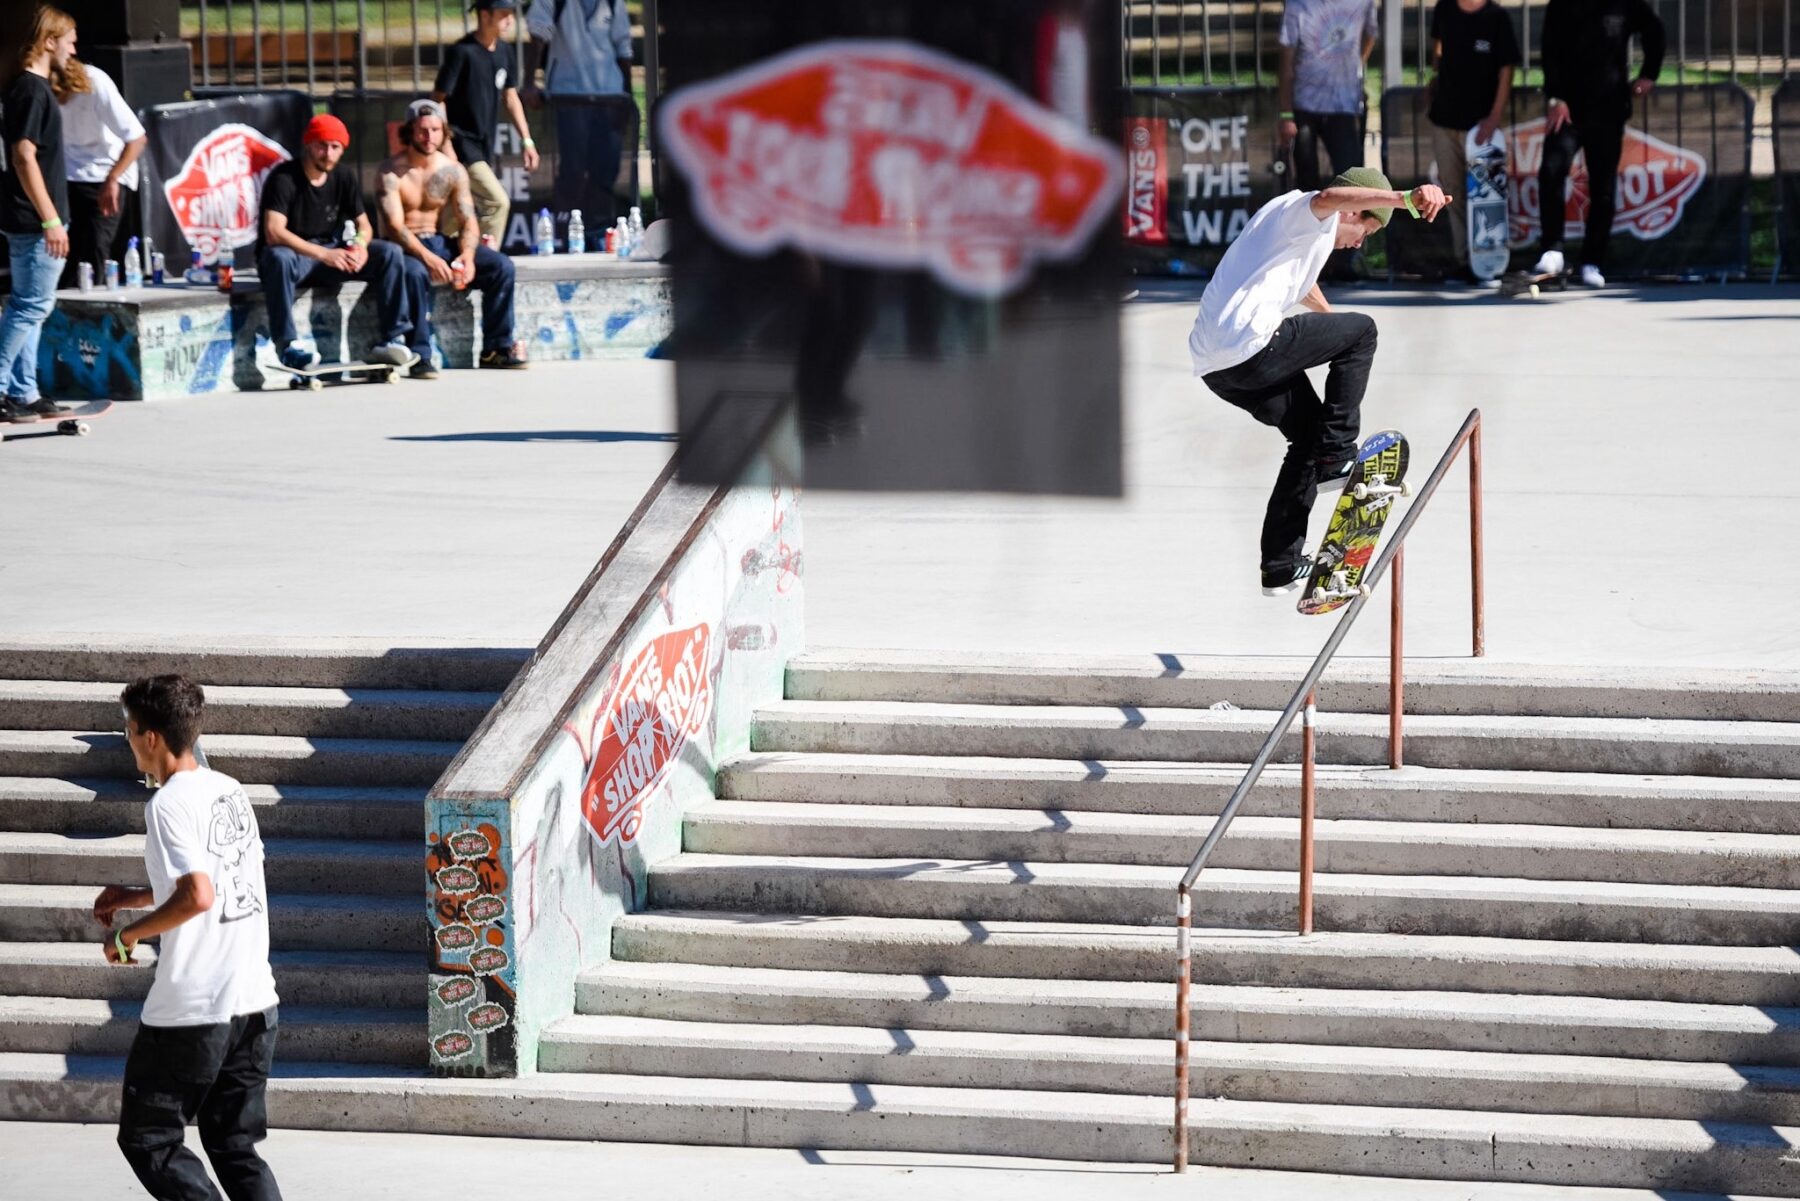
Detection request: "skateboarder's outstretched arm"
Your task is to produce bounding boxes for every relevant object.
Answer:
[1310,184,1451,223]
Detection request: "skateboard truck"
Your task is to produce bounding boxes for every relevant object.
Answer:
[1311,569,1370,604]
[1351,474,1412,502]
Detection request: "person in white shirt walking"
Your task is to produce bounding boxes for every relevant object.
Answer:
[525,0,634,224]
[93,674,283,1201]
[51,55,145,286]
[1189,167,1448,595]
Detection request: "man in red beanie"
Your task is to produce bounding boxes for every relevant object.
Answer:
[255,113,416,372]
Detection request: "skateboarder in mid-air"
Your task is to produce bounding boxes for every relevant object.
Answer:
[1188,167,1449,594]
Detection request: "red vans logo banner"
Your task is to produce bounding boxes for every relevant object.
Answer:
[1123,118,1167,244]
[162,125,291,260]
[1507,118,1707,243]
[573,624,714,847]
[660,40,1123,298]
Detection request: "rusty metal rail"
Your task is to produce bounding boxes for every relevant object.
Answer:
[1171,407,1485,1172]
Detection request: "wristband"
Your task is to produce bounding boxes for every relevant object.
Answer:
[352,234,368,247]
[1279,111,1296,120]
[523,138,536,147]
[114,930,134,963]
[41,217,62,231]
[1401,190,1421,219]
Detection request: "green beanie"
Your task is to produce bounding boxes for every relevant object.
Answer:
[1331,166,1396,228]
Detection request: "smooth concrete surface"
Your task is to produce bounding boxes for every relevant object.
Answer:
[0,1122,1782,1201]
[2,284,1797,666]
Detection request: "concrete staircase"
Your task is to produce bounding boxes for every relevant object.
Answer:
[536,653,1800,1194]
[0,642,519,1080]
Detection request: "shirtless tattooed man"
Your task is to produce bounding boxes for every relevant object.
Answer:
[378,98,527,374]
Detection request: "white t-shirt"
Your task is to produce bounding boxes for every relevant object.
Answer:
[1188,191,1339,376]
[59,65,145,189]
[527,0,634,96]
[140,768,280,1027]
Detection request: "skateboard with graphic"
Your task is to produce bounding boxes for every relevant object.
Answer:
[269,353,417,391]
[1299,430,1411,616]
[1,399,112,441]
[1464,127,1510,282]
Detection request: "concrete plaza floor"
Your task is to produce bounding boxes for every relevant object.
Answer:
[4,1123,1780,1201]
[2,281,1796,667]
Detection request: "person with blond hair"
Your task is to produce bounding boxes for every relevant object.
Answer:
[0,3,76,422]
[51,51,146,286]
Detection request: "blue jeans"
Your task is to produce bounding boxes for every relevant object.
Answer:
[0,232,62,402]
[401,234,516,360]
[256,241,411,351]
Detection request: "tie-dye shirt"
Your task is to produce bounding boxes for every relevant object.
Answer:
[1281,0,1380,114]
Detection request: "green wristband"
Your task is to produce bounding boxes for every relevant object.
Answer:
[1402,191,1420,219]
[41,217,62,231]
[1279,111,1296,119]
[114,930,134,963]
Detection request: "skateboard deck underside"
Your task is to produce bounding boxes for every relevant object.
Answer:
[1464,130,1510,281]
[1299,431,1410,616]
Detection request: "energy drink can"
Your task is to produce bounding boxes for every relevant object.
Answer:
[217,262,234,293]
[104,259,120,290]
[150,252,165,285]
[77,262,94,292]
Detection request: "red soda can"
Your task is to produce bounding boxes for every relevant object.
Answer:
[217,263,234,292]
[604,227,618,254]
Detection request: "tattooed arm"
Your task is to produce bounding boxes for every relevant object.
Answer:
[381,164,453,284]
[451,164,480,280]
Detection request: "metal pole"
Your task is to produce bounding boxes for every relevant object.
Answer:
[1153,0,1162,85]
[1172,888,1192,1172]
[1179,0,1187,80]
[200,0,211,89]
[277,0,286,86]
[412,0,422,89]
[1390,549,1405,768]
[357,0,369,89]
[1470,418,1486,657]
[1203,0,1214,81]
[1255,0,1264,86]
[1299,691,1317,934]
[226,0,237,87]
[252,0,264,87]
[305,0,316,92]
[1385,0,1403,96]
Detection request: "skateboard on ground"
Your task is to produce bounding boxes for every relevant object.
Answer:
[1299,430,1411,616]
[1464,127,1510,282]
[270,353,418,391]
[1,399,112,441]
[1499,268,1568,298]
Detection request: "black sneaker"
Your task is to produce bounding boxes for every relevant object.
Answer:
[1261,558,1313,596]
[23,398,70,416]
[479,347,529,370]
[409,358,439,380]
[1313,458,1354,500]
[1,397,34,423]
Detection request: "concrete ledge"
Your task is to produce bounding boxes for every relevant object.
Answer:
[0,638,529,691]
[0,778,423,840]
[2,944,417,1008]
[0,884,416,952]
[0,997,421,1065]
[0,832,417,896]
[34,257,670,401]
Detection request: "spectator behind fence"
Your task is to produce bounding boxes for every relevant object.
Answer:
[525,0,633,226]
[1529,0,1665,288]
[257,113,415,372]
[95,674,284,1201]
[1426,0,1519,281]
[378,98,527,375]
[0,3,74,423]
[52,55,145,287]
[435,0,539,243]
[1277,0,1379,190]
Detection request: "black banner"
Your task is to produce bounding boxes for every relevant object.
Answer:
[1381,84,1752,280]
[1776,80,1800,278]
[137,91,315,270]
[329,91,640,256]
[1122,87,1293,275]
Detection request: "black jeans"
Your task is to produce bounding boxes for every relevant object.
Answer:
[62,180,128,287]
[117,1007,283,1201]
[1203,311,1378,572]
[1537,107,1626,269]
[400,233,517,359]
[1292,110,1364,191]
[553,102,625,227]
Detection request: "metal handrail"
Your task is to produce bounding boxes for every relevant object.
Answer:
[1171,408,1485,1172]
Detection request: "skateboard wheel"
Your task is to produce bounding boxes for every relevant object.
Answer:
[1356,583,1371,598]
[75,422,90,436]
[1400,481,1414,498]
[1528,284,1540,298]
[1351,483,1369,500]
[385,370,399,384]
[306,378,323,392]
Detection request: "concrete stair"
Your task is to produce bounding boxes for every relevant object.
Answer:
[539,652,1800,1193]
[0,642,515,1077]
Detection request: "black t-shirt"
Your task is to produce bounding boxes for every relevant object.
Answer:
[0,72,70,235]
[435,33,517,165]
[1428,0,1523,130]
[258,160,365,249]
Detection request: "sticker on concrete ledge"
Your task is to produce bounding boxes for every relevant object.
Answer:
[659,40,1123,298]
[435,865,480,894]
[433,1030,475,1060]
[463,893,508,924]
[446,829,494,861]
[435,923,478,952]
[468,946,510,976]
[467,1003,510,1033]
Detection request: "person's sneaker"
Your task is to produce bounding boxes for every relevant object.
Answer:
[1531,248,1565,277]
[1576,263,1606,288]
[1261,559,1313,596]
[408,358,439,380]
[1,397,34,423]
[367,341,415,368]
[278,341,320,371]
[1313,458,1354,500]
[22,398,70,416]
[479,347,529,370]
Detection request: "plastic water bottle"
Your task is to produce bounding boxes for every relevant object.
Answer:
[142,235,156,276]
[186,247,208,285]
[567,209,585,255]
[534,209,555,256]
[614,218,630,258]
[123,237,144,288]
[340,219,357,247]
[628,206,644,244]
